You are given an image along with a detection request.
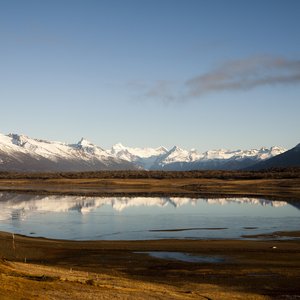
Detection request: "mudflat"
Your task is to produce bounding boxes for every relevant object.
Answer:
[0,231,300,299]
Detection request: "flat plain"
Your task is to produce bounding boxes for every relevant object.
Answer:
[0,170,300,200]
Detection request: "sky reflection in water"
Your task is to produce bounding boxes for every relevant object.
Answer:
[0,193,299,240]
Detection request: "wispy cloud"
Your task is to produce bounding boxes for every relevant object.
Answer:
[144,55,300,102]
[144,80,178,103]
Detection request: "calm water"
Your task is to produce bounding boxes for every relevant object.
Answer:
[0,192,299,240]
[136,252,226,263]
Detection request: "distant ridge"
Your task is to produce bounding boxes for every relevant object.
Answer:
[0,132,288,172]
[247,143,300,170]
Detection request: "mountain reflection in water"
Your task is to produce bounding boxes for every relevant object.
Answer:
[0,193,289,221]
[0,193,299,240]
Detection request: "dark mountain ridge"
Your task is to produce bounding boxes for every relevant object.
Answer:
[247,143,300,170]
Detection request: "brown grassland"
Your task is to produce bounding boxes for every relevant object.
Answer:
[0,169,300,200]
[0,169,300,299]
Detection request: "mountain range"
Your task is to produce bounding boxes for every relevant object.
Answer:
[0,132,293,172]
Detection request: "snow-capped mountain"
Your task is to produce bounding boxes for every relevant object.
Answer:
[109,143,168,169]
[0,133,138,172]
[108,144,286,171]
[0,132,287,172]
[150,145,287,171]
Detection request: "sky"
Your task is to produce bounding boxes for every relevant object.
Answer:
[0,0,300,152]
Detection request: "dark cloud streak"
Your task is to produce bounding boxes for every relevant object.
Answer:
[145,56,300,102]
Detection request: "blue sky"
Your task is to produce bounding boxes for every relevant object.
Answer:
[1,0,299,151]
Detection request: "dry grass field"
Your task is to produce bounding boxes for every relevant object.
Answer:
[0,169,299,199]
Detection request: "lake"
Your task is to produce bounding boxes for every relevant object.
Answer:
[0,192,299,240]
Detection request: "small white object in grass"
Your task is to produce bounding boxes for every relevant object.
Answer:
[272,246,277,249]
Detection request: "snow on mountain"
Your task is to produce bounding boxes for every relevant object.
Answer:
[151,145,287,170]
[256,146,286,160]
[0,133,138,171]
[0,132,288,171]
[70,138,110,159]
[152,146,202,169]
[111,143,168,159]
[200,147,286,161]
[8,133,77,161]
[162,146,199,163]
[109,143,168,169]
[187,146,287,171]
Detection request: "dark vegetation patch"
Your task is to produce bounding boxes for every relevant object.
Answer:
[24,274,58,282]
[0,168,300,180]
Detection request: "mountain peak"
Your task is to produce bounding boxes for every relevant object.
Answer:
[156,146,168,153]
[115,142,125,147]
[112,143,126,151]
[169,145,183,152]
[77,138,94,147]
[8,133,26,140]
[74,138,106,153]
[8,133,30,147]
[259,147,268,152]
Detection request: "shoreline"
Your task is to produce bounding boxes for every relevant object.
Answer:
[1,229,300,242]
